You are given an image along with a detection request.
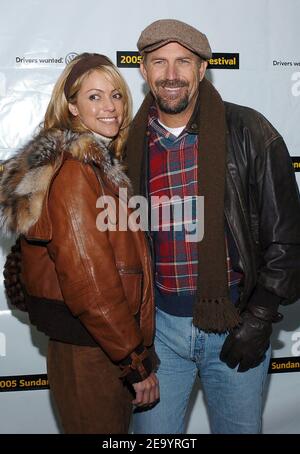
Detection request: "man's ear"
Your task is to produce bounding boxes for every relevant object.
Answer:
[199,60,208,81]
[68,102,78,117]
[139,60,148,82]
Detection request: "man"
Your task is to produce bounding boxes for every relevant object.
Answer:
[125,19,300,434]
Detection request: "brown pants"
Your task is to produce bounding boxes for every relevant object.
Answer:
[47,340,133,434]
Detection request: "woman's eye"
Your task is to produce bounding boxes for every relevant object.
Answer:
[113,92,122,99]
[89,94,100,101]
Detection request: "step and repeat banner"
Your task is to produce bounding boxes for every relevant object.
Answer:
[0,0,299,434]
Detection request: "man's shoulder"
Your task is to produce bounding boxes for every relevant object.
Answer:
[224,101,280,141]
[224,101,266,124]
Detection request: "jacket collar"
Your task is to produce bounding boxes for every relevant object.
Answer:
[0,129,131,235]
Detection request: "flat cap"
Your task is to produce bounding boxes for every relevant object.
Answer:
[137,19,212,60]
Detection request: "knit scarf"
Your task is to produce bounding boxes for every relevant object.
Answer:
[192,78,241,333]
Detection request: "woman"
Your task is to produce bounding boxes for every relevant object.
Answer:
[0,53,159,433]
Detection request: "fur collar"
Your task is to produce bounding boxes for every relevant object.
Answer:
[0,129,131,236]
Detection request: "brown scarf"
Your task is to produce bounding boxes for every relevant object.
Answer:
[193,78,241,332]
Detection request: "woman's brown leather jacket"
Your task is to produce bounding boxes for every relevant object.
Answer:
[0,130,155,381]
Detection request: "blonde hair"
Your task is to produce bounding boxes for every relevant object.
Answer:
[43,54,132,158]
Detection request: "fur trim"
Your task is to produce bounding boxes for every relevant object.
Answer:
[0,130,131,236]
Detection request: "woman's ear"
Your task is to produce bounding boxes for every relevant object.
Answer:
[68,102,78,117]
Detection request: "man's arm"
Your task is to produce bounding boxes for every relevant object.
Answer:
[221,130,300,371]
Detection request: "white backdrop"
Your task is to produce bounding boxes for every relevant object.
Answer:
[0,0,299,434]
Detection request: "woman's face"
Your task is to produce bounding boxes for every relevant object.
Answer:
[68,69,124,138]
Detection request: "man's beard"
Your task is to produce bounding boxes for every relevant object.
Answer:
[155,79,189,114]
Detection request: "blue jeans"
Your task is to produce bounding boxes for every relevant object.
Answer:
[133,307,271,434]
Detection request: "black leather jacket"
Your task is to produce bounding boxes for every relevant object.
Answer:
[224,102,300,309]
[125,94,300,311]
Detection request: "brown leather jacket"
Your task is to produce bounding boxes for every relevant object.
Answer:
[0,130,154,378]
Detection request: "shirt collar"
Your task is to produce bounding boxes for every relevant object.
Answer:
[92,131,113,146]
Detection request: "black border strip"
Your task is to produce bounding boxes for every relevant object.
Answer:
[116,51,239,69]
[0,374,49,392]
[292,157,300,172]
[269,356,300,374]
[1,355,299,394]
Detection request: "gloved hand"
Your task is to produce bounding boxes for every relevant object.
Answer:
[220,285,282,372]
[3,238,27,311]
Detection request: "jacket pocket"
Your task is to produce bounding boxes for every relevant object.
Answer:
[118,270,143,315]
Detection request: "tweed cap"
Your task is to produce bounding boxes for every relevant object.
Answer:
[137,19,212,60]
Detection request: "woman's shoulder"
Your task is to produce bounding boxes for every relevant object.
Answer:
[0,129,97,236]
[53,154,98,190]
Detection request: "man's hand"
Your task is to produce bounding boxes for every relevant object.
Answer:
[132,372,159,406]
[219,311,272,372]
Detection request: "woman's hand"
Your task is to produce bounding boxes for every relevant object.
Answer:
[132,372,159,407]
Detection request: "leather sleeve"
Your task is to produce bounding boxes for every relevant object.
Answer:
[256,134,300,304]
[46,159,144,361]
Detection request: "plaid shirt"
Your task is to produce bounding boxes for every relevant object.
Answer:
[148,106,242,296]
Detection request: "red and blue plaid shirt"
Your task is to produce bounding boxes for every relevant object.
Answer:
[148,106,242,297]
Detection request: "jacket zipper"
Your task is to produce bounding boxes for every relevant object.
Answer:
[224,209,247,306]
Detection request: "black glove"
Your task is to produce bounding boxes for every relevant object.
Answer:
[3,238,27,311]
[220,284,282,372]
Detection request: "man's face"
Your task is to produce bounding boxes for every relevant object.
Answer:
[140,42,207,116]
